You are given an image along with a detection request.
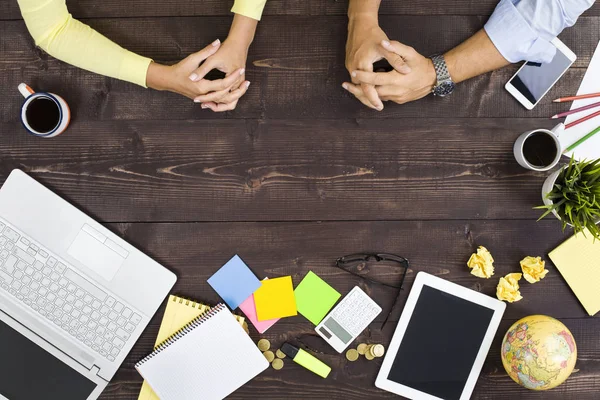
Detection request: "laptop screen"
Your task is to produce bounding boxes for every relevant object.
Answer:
[386,285,494,400]
[0,319,97,400]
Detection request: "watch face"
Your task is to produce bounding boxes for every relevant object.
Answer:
[434,80,455,97]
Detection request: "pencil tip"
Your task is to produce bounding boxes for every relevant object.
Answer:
[553,99,561,103]
[550,115,558,119]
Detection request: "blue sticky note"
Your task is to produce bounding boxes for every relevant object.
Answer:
[207,255,262,310]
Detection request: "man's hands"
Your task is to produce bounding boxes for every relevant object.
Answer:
[343,40,437,106]
[345,14,390,111]
[146,14,258,113]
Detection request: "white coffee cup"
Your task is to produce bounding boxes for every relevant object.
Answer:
[514,123,564,171]
[19,83,70,138]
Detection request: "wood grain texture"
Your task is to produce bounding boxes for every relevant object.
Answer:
[2,0,600,19]
[0,118,573,222]
[94,221,598,400]
[1,2,599,399]
[1,16,599,121]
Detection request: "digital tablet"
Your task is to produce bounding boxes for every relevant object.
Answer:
[375,272,506,400]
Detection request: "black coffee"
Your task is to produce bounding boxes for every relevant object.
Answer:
[523,131,558,167]
[25,97,60,133]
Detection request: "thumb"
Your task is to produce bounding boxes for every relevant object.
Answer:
[381,40,415,74]
[186,39,221,68]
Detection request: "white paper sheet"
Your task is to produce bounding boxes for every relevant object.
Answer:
[561,41,600,161]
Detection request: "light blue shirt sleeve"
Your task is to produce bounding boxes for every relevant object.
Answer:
[484,0,595,63]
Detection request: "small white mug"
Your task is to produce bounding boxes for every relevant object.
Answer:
[19,83,70,138]
[514,123,564,171]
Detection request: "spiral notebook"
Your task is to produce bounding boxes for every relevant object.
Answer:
[136,304,268,400]
[137,296,248,400]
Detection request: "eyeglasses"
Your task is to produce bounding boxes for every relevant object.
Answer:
[335,253,409,329]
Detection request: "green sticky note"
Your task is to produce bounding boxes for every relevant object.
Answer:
[294,271,341,325]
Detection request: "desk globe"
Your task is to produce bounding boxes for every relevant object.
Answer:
[501,315,577,390]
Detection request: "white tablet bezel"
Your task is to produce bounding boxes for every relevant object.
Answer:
[375,271,506,400]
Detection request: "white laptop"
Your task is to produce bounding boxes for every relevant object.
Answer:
[0,169,177,400]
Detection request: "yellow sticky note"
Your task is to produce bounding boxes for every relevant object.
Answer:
[549,229,600,316]
[254,276,297,321]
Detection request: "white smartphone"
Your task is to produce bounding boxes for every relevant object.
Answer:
[505,37,576,110]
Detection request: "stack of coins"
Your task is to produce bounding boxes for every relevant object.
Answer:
[346,343,385,362]
[257,339,286,370]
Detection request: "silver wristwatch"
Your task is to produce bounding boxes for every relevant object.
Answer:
[430,55,455,97]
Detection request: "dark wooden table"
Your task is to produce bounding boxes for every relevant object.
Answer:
[2,0,599,398]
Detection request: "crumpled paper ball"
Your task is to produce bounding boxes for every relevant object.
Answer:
[467,246,495,278]
[497,273,523,303]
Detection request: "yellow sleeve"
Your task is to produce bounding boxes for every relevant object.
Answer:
[231,0,267,21]
[17,0,152,87]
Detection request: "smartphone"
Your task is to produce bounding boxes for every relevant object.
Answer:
[505,37,576,110]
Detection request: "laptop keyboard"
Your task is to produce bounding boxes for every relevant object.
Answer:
[0,219,142,362]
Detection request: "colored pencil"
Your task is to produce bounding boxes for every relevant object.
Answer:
[554,92,600,103]
[564,125,600,153]
[551,100,600,119]
[565,109,600,129]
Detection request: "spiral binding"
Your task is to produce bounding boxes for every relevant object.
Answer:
[135,303,226,368]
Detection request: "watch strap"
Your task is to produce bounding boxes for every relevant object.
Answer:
[431,54,451,83]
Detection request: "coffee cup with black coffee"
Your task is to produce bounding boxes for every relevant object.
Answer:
[19,83,70,138]
[514,123,564,171]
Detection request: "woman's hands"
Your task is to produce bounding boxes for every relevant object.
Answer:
[146,39,244,103]
[188,37,251,112]
[146,14,258,113]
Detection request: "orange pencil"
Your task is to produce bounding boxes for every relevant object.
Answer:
[565,109,600,129]
[554,92,600,103]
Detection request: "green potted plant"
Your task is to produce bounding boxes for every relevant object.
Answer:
[536,157,600,239]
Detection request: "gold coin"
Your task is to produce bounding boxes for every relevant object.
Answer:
[257,339,271,352]
[365,344,374,356]
[365,351,375,361]
[272,358,284,370]
[276,349,286,359]
[263,350,275,363]
[357,343,368,355]
[346,349,359,362]
[373,344,385,358]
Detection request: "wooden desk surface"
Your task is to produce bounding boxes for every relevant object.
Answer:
[1,0,599,398]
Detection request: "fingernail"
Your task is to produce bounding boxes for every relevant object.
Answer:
[189,73,198,81]
[194,99,201,103]
[201,103,209,109]
[342,83,348,90]
[382,40,391,47]
[246,81,251,89]
[400,66,412,73]
[351,71,357,77]
[212,39,220,46]
[239,68,246,75]
[377,104,384,111]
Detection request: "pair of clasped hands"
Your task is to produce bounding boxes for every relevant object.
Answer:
[146,11,436,113]
[343,12,437,111]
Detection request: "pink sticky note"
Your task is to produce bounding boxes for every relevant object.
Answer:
[239,279,280,333]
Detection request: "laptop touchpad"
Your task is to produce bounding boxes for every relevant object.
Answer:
[67,229,125,281]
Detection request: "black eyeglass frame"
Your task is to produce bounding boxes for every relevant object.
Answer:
[335,252,410,329]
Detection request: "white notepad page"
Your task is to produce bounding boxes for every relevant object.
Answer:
[562,40,600,160]
[136,305,269,400]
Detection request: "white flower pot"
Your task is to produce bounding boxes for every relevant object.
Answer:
[541,168,565,223]
[542,166,600,228]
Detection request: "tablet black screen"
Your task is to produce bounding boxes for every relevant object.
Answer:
[387,285,494,400]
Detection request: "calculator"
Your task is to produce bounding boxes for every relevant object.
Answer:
[315,286,382,353]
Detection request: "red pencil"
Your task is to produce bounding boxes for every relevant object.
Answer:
[551,100,600,119]
[554,92,600,103]
[565,109,600,129]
